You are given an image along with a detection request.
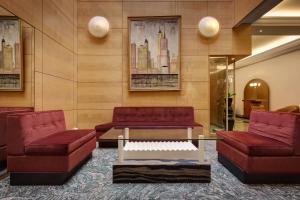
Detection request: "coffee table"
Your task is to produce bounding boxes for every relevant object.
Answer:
[99,127,222,183]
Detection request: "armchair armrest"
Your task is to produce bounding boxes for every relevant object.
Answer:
[95,122,113,132]
[193,122,203,127]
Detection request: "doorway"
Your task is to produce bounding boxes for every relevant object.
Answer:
[209,57,235,132]
[243,79,269,118]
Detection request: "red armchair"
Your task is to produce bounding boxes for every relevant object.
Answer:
[217,111,300,183]
[6,110,96,185]
[0,107,34,171]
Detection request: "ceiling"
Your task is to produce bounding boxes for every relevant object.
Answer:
[263,0,300,17]
[252,0,300,55]
[236,0,300,67]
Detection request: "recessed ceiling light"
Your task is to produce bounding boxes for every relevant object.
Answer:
[259,29,263,33]
[252,35,300,55]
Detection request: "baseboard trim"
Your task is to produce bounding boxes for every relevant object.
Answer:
[98,140,118,148]
[218,153,300,184]
[10,153,92,185]
[0,160,6,171]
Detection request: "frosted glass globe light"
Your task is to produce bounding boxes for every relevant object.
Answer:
[198,16,220,38]
[88,16,110,38]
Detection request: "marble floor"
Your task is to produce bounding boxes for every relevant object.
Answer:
[211,117,249,133]
[0,142,300,200]
[234,117,249,131]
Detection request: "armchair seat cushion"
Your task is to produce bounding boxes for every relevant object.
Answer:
[217,131,293,156]
[25,129,95,156]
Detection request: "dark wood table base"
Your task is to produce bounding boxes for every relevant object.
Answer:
[113,159,211,183]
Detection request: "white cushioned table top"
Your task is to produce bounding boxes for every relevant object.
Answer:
[123,141,197,151]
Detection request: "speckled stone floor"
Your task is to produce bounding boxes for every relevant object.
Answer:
[0,142,299,200]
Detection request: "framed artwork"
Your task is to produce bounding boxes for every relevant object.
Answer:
[128,16,181,91]
[0,17,23,91]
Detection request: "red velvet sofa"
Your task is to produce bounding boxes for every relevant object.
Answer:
[217,111,300,183]
[6,110,96,185]
[95,106,202,147]
[0,107,34,171]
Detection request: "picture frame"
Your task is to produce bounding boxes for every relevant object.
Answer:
[128,16,181,91]
[0,17,23,91]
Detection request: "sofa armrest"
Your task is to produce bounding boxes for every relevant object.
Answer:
[95,122,113,132]
[193,122,203,127]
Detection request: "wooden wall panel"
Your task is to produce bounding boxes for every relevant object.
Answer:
[73,82,78,110]
[0,0,78,128]
[51,0,74,23]
[208,29,233,55]
[0,83,33,106]
[78,82,122,109]
[232,24,252,55]
[176,2,207,29]
[78,55,122,82]
[181,29,208,56]
[64,110,75,129]
[78,2,122,29]
[73,53,78,82]
[0,0,42,30]
[234,0,263,25]
[183,82,209,110]
[76,0,252,135]
[0,20,34,107]
[208,1,234,28]
[0,6,14,16]
[42,75,74,110]
[122,83,185,107]
[181,56,209,82]
[34,29,43,73]
[77,109,113,129]
[194,109,209,134]
[24,55,33,83]
[1,0,254,134]
[43,35,74,80]
[78,28,122,55]
[43,0,74,51]
[34,72,43,111]
[123,2,176,28]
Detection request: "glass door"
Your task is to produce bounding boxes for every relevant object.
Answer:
[209,57,235,132]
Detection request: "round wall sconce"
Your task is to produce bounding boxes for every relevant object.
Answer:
[88,16,110,38]
[198,16,220,38]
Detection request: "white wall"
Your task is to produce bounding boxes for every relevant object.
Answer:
[235,50,300,115]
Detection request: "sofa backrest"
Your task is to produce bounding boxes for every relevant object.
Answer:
[113,107,195,125]
[7,110,66,156]
[0,107,34,112]
[249,111,300,154]
[0,108,34,147]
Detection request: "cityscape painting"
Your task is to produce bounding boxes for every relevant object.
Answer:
[0,17,23,91]
[128,16,181,91]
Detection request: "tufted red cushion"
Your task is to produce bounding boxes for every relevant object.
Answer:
[0,108,34,147]
[7,110,66,155]
[114,121,202,128]
[248,111,300,154]
[113,107,195,124]
[217,131,293,156]
[25,129,95,156]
